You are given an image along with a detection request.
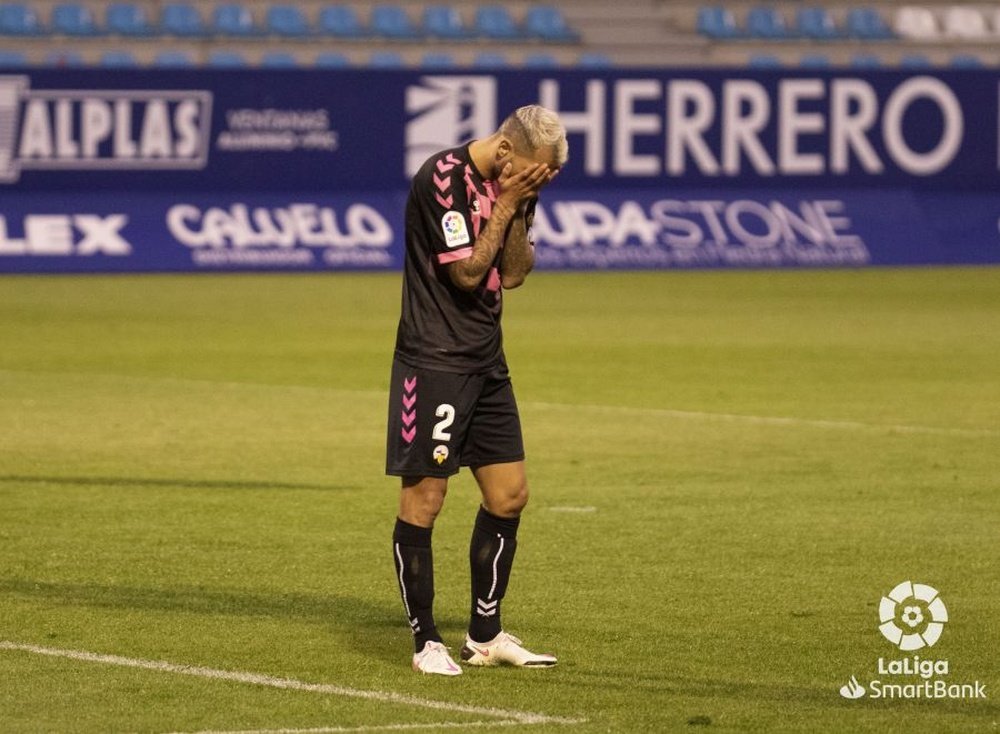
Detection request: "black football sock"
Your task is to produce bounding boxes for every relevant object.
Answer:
[468,506,520,644]
[392,518,441,654]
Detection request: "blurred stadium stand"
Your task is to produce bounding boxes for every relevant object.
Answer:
[50,4,100,36]
[161,3,207,37]
[0,1,996,68]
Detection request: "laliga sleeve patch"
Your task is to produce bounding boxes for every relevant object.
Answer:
[441,211,471,248]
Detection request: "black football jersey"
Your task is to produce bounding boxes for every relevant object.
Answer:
[394,144,513,374]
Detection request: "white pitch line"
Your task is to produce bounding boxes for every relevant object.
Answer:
[546,507,597,514]
[0,642,583,727]
[169,720,524,734]
[3,367,994,438]
[527,401,999,438]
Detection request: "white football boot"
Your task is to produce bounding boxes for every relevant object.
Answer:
[412,641,463,676]
[460,631,557,668]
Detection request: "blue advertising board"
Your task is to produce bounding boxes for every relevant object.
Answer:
[0,191,403,272]
[1,68,998,272]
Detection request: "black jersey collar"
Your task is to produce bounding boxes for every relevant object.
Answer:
[465,141,493,184]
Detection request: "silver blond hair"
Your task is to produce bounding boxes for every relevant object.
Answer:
[499,105,569,166]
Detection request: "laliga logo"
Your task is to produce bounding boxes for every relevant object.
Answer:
[878,581,947,651]
[838,582,986,701]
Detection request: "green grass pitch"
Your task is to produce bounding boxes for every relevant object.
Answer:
[1,268,998,733]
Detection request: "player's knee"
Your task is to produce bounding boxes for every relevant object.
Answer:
[510,479,529,515]
[491,477,528,517]
[418,480,448,519]
[401,477,448,526]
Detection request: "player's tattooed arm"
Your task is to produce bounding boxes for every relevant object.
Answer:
[447,163,551,292]
[447,198,518,291]
[499,201,535,289]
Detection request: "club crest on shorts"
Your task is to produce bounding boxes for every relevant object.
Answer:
[433,445,449,465]
[441,211,470,248]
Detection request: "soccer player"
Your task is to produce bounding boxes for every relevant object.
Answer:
[386,105,568,675]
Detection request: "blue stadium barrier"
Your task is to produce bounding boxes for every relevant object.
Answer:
[3,69,1000,274]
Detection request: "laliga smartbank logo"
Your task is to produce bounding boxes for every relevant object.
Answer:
[0,75,212,184]
[838,581,987,701]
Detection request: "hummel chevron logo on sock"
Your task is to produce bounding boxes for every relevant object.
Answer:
[408,616,421,633]
[476,598,498,617]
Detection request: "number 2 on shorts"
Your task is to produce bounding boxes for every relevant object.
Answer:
[432,403,455,441]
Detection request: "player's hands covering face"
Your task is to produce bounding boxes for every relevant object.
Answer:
[498,162,558,207]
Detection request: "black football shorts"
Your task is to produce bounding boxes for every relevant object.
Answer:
[385,358,525,478]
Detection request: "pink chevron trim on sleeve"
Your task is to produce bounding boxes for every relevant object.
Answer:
[437,247,473,264]
[434,192,453,209]
[433,173,450,192]
[436,159,456,174]
[446,153,460,166]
